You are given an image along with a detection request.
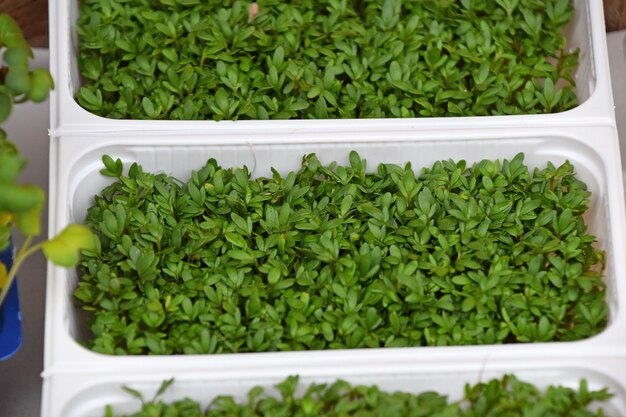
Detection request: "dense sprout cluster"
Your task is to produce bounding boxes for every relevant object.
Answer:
[75,153,606,355]
[77,0,578,120]
[104,375,614,417]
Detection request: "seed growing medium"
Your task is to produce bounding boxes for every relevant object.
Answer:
[77,0,578,120]
[74,152,606,355]
[104,375,614,417]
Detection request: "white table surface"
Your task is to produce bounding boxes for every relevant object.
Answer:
[0,35,625,416]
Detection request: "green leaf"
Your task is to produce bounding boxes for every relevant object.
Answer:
[28,68,54,103]
[78,87,102,108]
[14,197,43,236]
[42,224,96,267]
[0,90,13,123]
[121,385,144,402]
[228,249,254,262]
[0,153,24,182]
[142,97,156,118]
[5,70,30,94]
[0,182,43,213]
[154,378,175,400]
[100,155,124,177]
[389,61,402,81]
[2,45,30,67]
[349,151,363,172]
[340,194,353,216]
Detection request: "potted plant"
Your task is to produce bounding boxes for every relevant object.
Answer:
[0,13,94,358]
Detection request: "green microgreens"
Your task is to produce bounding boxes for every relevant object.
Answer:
[76,0,578,120]
[103,375,614,417]
[75,152,606,355]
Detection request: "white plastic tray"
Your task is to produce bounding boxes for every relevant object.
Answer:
[41,359,626,417]
[607,30,626,193]
[49,0,616,135]
[44,127,626,376]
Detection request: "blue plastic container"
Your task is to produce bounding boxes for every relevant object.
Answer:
[0,243,22,360]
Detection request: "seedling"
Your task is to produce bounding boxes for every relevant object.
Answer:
[103,375,614,417]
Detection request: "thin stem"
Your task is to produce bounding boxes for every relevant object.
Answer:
[0,236,42,307]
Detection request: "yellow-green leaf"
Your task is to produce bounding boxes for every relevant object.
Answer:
[42,240,79,267]
[15,200,42,236]
[54,224,95,248]
[42,224,96,267]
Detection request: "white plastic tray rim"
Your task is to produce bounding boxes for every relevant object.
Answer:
[43,359,626,417]
[43,126,626,376]
[48,0,616,134]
